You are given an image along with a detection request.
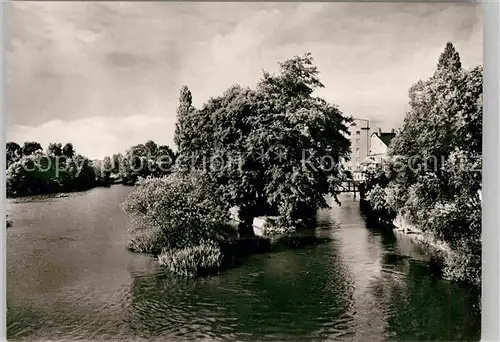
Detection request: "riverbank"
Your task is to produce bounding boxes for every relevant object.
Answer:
[392,212,451,257]
[359,182,449,256]
[358,183,481,286]
[6,182,114,200]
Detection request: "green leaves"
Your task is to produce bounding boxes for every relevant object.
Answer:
[6,150,96,197]
[157,241,223,278]
[173,53,350,230]
[365,42,483,285]
[122,174,233,254]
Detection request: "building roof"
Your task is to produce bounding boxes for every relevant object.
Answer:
[372,132,396,147]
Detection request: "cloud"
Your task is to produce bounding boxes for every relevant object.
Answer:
[180,2,482,130]
[8,115,177,160]
[7,2,482,157]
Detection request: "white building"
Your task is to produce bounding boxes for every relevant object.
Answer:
[365,128,397,165]
[368,128,396,160]
[340,120,397,181]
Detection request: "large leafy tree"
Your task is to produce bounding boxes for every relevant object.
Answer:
[111,154,122,174]
[6,142,22,168]
[102,156,113,182]
[119,141,176,184]
[144,140,158,156]
[21,141,43,156]
[155,145,176,176]
[174,53,351,233]
[62,143,75,158]
[368,42,482,284]
[47,143,63,156]
[387,42,482,225]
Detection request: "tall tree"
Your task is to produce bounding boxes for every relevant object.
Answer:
[144,140,158,157]
[155,145,176,175]
[62,143,75,158]
[21,142,43,156]
[174,53,351,234]
[174,86,195,154]
[47,143,63,156]
[373,42,482,285]
[6,142,21,167]
[111,154,121,174]
[102,156,113,182]
[436,41,462,76]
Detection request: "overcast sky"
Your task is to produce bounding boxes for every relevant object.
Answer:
[7,2,482,159]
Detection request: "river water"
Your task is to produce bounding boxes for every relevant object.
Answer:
[7,185,480,341]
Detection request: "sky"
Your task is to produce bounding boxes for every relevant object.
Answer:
[7,2,483,160]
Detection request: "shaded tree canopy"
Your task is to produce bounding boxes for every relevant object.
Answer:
[63,143,75,158]
[364,42,482,285]
[47,143,63,156]
[112,141,177,184]
[6,143,97,198]
[21,141,43,156]
[6,138,177,197]
[6,142,22,167]
[174,53,351,231]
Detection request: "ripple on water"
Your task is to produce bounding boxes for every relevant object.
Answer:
[7,188,481,341]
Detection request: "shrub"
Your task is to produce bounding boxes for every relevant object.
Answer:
[443,239,481,286]
[365,184,388,212]
[126,226,167,254]
[158,241,223,278]
[121,173,233,255]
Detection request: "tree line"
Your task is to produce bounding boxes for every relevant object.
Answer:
[362,42,482,285]
[5,140,177,198]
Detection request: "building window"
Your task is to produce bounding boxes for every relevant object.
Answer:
[356,148,360,152]
[356,131,360,135]
[356,138,360,144]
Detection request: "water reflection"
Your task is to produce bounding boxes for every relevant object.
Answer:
[7,188,480,341]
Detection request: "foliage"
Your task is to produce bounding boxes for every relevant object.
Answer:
[364,42,482,285]
[359,158,396,225]
[117,141,176,184]
[102,156,112,183]
[365,184,388,212]
[157,241,223,278]
[92,159,108,184]
[126,226,167,254]
[6,142,22,168]
[21,142,43,156]
[121,173,234,254]
[6,144,97,198]
[6,140,43,168]
[443,238,481,286]
[174,53,351,232]
[62,143,75,158]
[111,154,121,174]
[47,143,63,156]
